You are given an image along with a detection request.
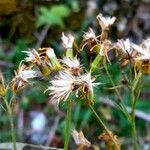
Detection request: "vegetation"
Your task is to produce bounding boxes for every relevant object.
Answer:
[0,1,150,150]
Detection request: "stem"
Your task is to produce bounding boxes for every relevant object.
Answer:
[103,58,131,121]
[131,92,138,150]
[3,97,17,150]
[64,100,71,150]
[89,104,120,150]
[130,72,142,150]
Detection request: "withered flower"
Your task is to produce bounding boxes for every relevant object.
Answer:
[79,72,100,102]
[23,48,52,76]
[134,38,150,74]
[46,70,99,106]
[98,131,121,150]
[82,28,99,52]
[135,38,150,60]
[46,70,80,106]
[12,63,41,92]
[115,39,140,66]
[72,130,91,147]
[61,57,83,76]
[97,13,116,31]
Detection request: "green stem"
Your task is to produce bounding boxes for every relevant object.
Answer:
[130,72,142,150]
[89,104,120,150]
[3,97,17,150]
[103,58,130,121]
[64,100,71,150]
[131,92,138,150]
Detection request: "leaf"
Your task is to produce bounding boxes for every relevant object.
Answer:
[37,5,70,28]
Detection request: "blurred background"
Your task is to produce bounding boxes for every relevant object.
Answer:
[0,0,150,149]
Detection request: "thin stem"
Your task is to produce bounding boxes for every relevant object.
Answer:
[131,92,138,150]
[9,93,16,107]
[3,97,17,150]
[130,71,142,150]
[89,104,120,150]
[64,100,71,150]
[25,143,63,150]
[103,58,131,121]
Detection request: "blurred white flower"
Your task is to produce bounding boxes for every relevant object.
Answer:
[116,39,132,54]
[97,13,116,30]
[117,39,150,61]
[61,57,80,69]
[31,112,47,132]
[83,28,97,41]
[79,72,100,98]
[46,69,99,105]
[61,32,75,49]
[72,130,91,146]
[12,63,41,92]
[135,38,150,60]
[46,71,79,105]
[15,63,41,80]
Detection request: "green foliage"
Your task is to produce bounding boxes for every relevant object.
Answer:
[12,39,29,67]
[37,5,70,28]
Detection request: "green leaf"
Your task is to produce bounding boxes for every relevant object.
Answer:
[37,5,70,28]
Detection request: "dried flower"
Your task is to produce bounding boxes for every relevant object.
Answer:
[61,57,83,75]
[83,28,97,42]
[135,38,150,60]
[72,130,91,146]
[46,70,80,105]
[97,13,116,31]
[79,72,100,100]
[12,63,41,92]
[98,131,121,149]
[115,39,141,66]
[61,32,75,49]
[98,39,112,64]
[81,28,99,51]
[23,49,52,76]
[46,70,98,106]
